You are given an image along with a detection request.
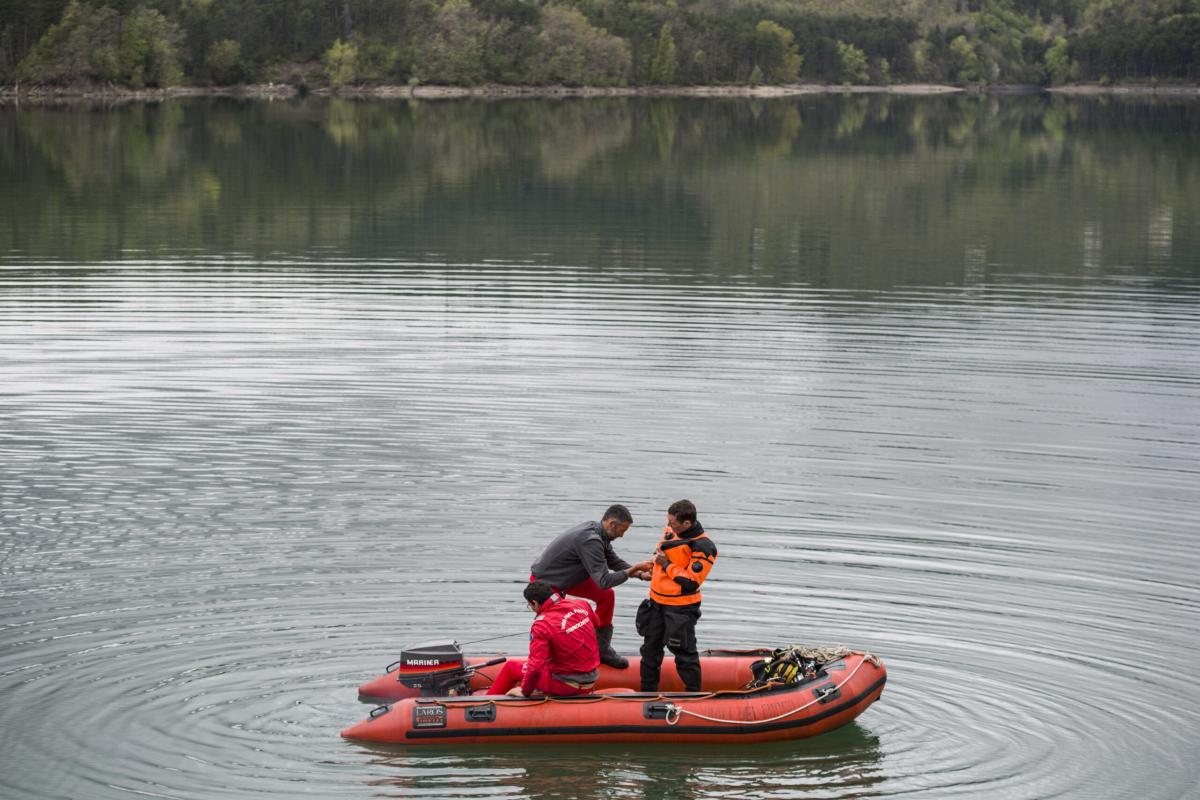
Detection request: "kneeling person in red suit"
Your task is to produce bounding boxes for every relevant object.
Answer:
[489,581,602,697]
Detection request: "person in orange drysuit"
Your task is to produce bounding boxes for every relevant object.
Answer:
[636,499,717,692]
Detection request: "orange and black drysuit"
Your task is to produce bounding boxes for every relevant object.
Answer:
[636,521,717,692]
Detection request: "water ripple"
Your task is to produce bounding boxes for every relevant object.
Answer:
[2,261,1199,799]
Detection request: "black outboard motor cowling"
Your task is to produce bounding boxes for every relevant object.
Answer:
[396,640,467,694]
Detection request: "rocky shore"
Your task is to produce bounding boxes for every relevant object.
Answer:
[2,81,1197,104]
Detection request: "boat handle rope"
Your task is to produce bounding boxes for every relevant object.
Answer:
[425,653,872,717]
[661,656,868,726]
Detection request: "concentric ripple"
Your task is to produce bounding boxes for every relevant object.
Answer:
[2,260,1198,800]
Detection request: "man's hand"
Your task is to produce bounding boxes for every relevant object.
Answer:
[506,686,526,697]
[654,549,670,568]
[627,559,654,576]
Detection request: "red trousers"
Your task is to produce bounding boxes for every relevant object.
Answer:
[529,574,615,627]
[488,659,591,697]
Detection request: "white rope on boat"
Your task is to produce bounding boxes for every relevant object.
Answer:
[663,655,870,726]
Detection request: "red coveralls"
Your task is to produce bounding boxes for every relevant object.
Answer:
[490,594,601,696]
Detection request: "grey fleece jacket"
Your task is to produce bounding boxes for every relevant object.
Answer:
[530,520,632,591]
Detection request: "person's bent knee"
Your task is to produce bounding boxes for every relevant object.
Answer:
[594,589,616,625]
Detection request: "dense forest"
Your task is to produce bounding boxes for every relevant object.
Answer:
[1,0,1197,89]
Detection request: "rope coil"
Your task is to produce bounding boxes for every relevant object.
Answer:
[662,655,869,726]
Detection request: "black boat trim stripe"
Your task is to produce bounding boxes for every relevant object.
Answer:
[404,676,886,739]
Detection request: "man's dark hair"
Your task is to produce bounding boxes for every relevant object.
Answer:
[602,504,633,524]
[668,499,697,524]
[524,581,555,605]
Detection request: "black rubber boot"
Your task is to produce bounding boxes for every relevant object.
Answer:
[596,625,629,669]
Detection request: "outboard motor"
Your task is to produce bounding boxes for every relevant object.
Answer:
[387,640,508,697]
[394,640,467,695]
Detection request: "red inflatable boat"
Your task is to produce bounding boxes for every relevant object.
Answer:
[344,642,886,745]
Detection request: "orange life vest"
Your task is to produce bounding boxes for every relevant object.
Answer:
[649,524,717,606]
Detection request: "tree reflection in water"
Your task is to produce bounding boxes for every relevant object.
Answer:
[1,94,1196,290]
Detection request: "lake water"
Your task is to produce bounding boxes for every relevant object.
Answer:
[1,94,1198,799]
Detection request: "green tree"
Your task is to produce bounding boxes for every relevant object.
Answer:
[874,57,891,85]
[911,39,934,81]
[205,38,242,85]
[480,21,537,84]
[531,6,630,86]
[1,0,74,82]
[1044,35,1078,84]
[949,34,983,83]
[17,1,120,84]
[754,20,802,84]
[420,0,488,85]
[118,6,183,88]
[355,38,401,83]
[650,22,676,84]
[323,38,358,87]
[836,40,869,84]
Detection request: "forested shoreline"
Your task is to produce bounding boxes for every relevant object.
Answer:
[2,0,1197,92]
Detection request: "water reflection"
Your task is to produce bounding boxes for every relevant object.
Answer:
[356,724,884,800]
[2,95,1196,288]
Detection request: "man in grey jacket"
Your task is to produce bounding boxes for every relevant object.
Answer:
[530,504,653,669]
